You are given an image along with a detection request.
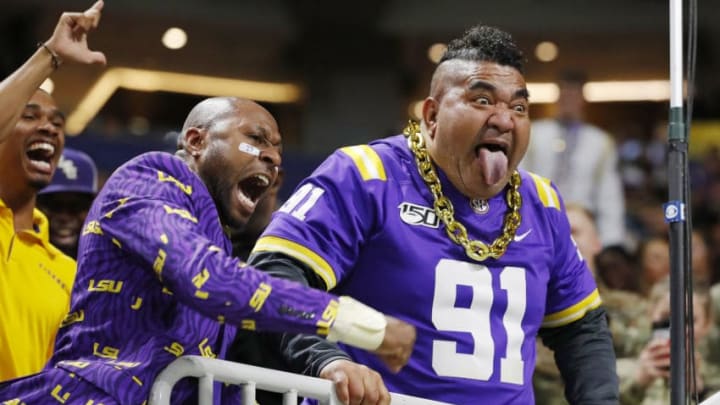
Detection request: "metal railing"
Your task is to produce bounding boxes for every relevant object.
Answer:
[702,391,720,405]
[149,356,451,405]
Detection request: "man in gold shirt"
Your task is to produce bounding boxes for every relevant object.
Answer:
[0,0,106,380]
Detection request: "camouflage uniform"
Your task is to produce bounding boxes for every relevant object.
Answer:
[534,287,649,404]
[617,327,720,403]
[711,284,720,327]
[533,339,569,405]
[603,288,651,358]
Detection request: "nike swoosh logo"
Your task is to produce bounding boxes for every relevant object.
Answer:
[514,229,532,242]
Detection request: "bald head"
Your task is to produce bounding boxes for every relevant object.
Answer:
[178,97,272,152]
[175,96,283,229]
[182,97,257,133]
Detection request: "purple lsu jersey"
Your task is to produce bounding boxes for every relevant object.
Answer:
[0,152,341,405]
[254,135,600,404]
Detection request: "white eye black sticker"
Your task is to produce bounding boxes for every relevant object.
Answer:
[238,142,261,157]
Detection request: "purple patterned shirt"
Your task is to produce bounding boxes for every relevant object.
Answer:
[47,152,340,404]
[254,135,601,405]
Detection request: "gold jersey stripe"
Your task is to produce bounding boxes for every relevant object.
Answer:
[253,236,337,290]
[542,289,602,328]
[529,172,560,210]
[340,145,387,181]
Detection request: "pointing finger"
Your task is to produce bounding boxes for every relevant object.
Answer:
[85,0,104,28]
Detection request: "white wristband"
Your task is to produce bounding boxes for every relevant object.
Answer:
[326,296,387,350]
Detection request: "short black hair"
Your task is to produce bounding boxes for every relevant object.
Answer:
[440,24,525,73]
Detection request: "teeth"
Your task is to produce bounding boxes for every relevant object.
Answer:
[237,189,256,208]
[28,142,55,155]
[253,174,270,186]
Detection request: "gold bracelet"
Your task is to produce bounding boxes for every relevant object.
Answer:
[37,42,62,70]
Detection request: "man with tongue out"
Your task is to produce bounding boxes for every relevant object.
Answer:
[249,25,618,404]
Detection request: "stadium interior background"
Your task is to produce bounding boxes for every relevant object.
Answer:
[3,0,720,198]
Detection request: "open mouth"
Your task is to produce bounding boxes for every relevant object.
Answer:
[26,141,56,173]
[475,142,508,156]
[237,173,272,208]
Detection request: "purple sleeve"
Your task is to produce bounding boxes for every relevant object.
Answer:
[253,148,380,290]
[542,184,601,328]
[96,160,340,336]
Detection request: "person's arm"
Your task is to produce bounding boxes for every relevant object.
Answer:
[93,158,414,355]
[539,307,619,404]
[247,251,393,405]
[0,0,106,143]
[249,251,351,373]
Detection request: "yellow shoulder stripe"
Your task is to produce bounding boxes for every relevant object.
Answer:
[542,289,602,328]
[529,172,560,210]
[340,145,387,181]
[252,236,337,290]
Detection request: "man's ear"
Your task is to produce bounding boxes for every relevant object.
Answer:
[422,98,439,139]
[184,127,207,157]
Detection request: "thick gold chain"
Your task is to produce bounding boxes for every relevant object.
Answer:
[403,121,522,262]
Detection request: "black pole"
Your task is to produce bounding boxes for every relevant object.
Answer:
[667,0,692,401]
[667,106,689,404]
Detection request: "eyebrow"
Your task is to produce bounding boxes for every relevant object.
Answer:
[468,80,529,100]
[468,80,495,92]
[253,124,281,147]
[25,103,66,121]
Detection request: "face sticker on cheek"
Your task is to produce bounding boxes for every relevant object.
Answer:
[238,142,261,157]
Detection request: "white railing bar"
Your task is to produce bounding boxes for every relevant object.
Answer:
[198,374,213,405]
[283,388,299,405]
[149,356,341,405]
[149,355,452,405]
[701,391,720,405]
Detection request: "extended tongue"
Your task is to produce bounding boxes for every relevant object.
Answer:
[477,148,508,185]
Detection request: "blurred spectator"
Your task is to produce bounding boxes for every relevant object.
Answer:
[638,236,671,296]
[626,195,668,250]
[596,245,642,293]
[645,121,670,192]
[692,230,712,285]
[534,204,648,404]
[36,148,98,259]
[521,70,625,246]
[618,279,719,403]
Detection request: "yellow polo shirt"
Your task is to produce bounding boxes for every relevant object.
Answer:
[0,198,76,381]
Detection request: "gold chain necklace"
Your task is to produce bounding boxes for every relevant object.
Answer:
[403,121,522,261]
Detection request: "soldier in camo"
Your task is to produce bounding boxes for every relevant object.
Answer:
[617,279,719,404]
[534,205,649,405]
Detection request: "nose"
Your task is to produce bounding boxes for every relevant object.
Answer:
[37,117,61,138]
[259,145,281,169]
[487,106,515,133]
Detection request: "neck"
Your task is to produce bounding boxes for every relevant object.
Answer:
[0,186,37,231]
[176,150,199,174]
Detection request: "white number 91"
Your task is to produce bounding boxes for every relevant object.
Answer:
[431,259,526,385]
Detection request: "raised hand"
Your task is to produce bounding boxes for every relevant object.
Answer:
[634,338,671,387]
[320,359,390,405]
[44,0,106,66]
